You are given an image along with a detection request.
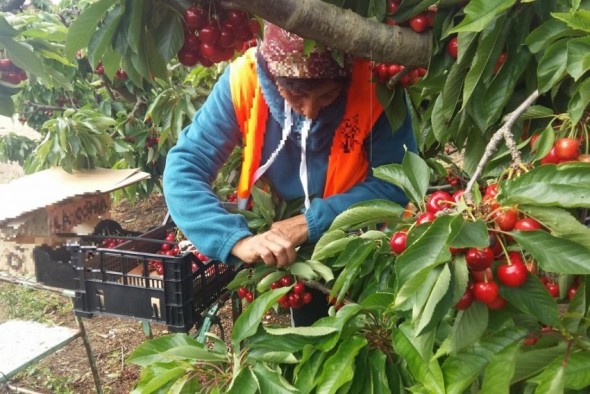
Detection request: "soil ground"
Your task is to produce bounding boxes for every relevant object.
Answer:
[0,193,288,393]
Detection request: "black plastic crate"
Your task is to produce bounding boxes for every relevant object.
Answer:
[34,220,142,290]
[69,223,234,332]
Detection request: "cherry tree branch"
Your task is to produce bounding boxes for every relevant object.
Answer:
[463,89,540,205]
[220,0,431,67]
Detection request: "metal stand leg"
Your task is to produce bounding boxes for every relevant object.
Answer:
[74,314,103,394]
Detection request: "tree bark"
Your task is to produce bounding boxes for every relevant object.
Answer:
[220,0,431,67]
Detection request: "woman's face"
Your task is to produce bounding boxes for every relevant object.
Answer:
[276,80,343,120]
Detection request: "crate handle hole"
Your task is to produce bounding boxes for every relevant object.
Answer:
[151,297,160,319]
[96,289,104,311]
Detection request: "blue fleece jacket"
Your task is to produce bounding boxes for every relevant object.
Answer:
[163,52,416,264]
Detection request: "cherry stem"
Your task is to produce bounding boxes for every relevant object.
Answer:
[464,89,540,206]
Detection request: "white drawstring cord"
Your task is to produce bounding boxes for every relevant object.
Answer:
[299,118,312,210]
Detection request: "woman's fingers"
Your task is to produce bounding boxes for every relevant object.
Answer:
[231,231,297,266]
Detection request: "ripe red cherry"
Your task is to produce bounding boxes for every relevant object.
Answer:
[245,292,254,302]
[408,13,428,33]
[473,281,499,304]
[514,217,541,231]
[0,58,14,72]
[545,281,560,298]
[389,230,408,254]
[568,285,578,301]
[198,24,220,45]
[454,287,473,310]
[554,137,580,161]
[177,48,199,66]
[447,36,458,59]
[183,33,200,51]
[465,247,494,271]
[293,281,305,295]
[471,267,493,283]
[2,71,21,85]
[497,260,528,287]
[494,207,518,231]
[505,251,524,264]
[237,287,248,298]
[540,146,560,165]
[416,211,436,225]
[426,191,453,214]
[183,6,208,31]
[218,26,235,48]
[387,0,400,14]
[280,275,292,287]
[487,296,507,310]
[493,52,507,74]
[115,69,127,80]
[302,292,313,304]
[227,9,248,26]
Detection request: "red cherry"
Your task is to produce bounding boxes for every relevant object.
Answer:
[293,281,305,295]
[487,296,507,310]
[387,64,403,78]
[115,69,127,80]
[183,33,201,51]
[497,261,528,287]
[455,287,474,310]
[554,137,580,161]
[288,293,302,308]
[494,207,518,231]
[248,18,261,35]
[416,211,436,225]
[540,146,560,165]
[302,292,313,304]
[408,13,428,33]
[218,26,235,48]
[280,275,292,287]
[523,333,539,346]
[504,251,524,264]
[493,52,507,74]
[2,71,21,85]
[426,191,453,214]
[465,247,494,271]
[473,281,499,304]
[389,230,408,254]
[485,184,499,198]
[245,292,254,302]
[0,58,14,72]
[177,48,199,67]
[545,282,560,298]
[471,267,493,283]
[514,217,541,231]
[568,285,578,301]
[226,9,248,26]
[452,189,465,203]
[183,6,208,31]
[237,287,248,298]
[199,42,219,60]
[198,24,220,45]
[387,0,400,14]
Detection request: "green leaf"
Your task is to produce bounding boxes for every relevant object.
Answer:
[373,151,430,204]
[0,15,18,38]
[445,302,489,354]
[442,327,528,394]
[153,5,184,62]
[450,219,489,248]
[519,205,590,247]
[248,349,299,364]
[368,349,391,394]
[255,271,285,293]
[534,360,564,394]
[251,186,275,226]
[511,344,567,383]
[416,264,452,335]
[127,334,218,366]
[305,259,335,282]
[395,216,461,307]
[552,10,590,33]
[312,229,347,260]
[328,199,404,231]
[126,0,144,54]
[569,77,590,124]
[392,325,445,394]
[294,346,327,393]
[564,351,590,389]
[87,3,124,69]
[376,84,407,133]
[315,336,368,394]
[511,230,590,274]
[525,20,569,54]
[231,287,291,344]
[566,37,590,80]
[360,291,394,312]
[65,0,117,60]
[449,0,517,33]
[252,363,299,393]
[500,275,561,327]
[498,163,590,207]
[264,325,338,337]
[0,94,14,116]
[226,367,258,394]
[537,39,569,93]
[132,367,188,394]
[480,342,519,394]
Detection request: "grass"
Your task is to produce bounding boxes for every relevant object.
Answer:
[0,282,72,324]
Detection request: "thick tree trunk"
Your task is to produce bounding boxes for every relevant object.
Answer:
[221,0,431,67]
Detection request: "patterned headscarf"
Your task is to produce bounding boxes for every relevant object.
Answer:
[259,22,353,79]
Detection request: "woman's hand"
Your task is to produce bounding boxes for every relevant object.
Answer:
[231,215,309,267]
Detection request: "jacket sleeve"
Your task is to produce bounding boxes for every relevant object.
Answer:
[163,68,253,263]
[304,109,416,243]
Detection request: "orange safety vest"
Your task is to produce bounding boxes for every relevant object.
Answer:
[229,48,383,207]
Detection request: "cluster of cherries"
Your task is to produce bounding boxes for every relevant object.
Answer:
[389,182,578,312]
[371,0,433,88]
[177,4,259,67]
[237,275,314,308]
[93,62,128,81]
[531,133,587,164]
[0,58,27,85]
[100,237,127,249]
[145,135,160,149]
